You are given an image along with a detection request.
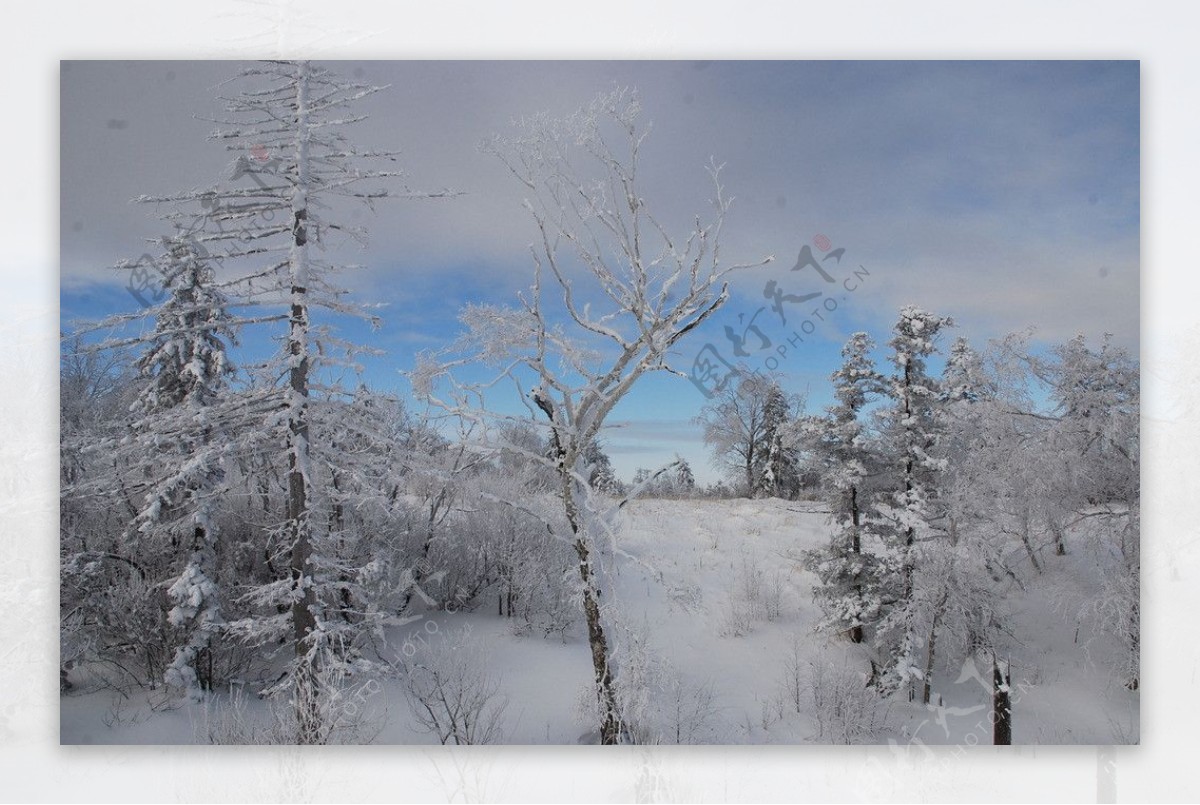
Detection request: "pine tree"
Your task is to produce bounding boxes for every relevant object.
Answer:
[942,336,992,404]
[68,232,241,698]
[134,60,450,741]
[580,438,619,495]
[675,459,696,496]
[132,236,238,698]
[755,382,801,499]
[803,332,885,644]
[871,306,953,692]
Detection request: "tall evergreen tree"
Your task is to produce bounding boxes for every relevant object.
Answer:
[675,458,696,495]
[871,306,953,692]
[942,336,992,404]
[133,237,238,698]
[67,233,241,698]
[803,332,885,644]
[755,382,802,499]
[133,60,449,741]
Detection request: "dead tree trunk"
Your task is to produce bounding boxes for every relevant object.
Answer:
[287,60,321,744]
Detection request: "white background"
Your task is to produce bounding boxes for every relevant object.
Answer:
[3,1,1194,801]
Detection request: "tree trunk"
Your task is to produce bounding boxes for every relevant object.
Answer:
[562,470,621,744]
[400,499,442,614]
[744,446,755,500]
[287,60,321,744]
[539,397,621,744]
[993,658,1012,745]
[194,524,215,691]
[901,361,916,601]
[1126,596,1140,691]
[849,484,863,644]
[1050,514,1067,556]
[922,590,947,705]
[1019,508,1042,572]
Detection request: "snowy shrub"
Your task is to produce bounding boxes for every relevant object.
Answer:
[808,660,891,744]
[763,567,784,622]
[719,554,785,637]
[424,508,495,612]
[401,629,509,745]
[60,555,174,691]
[660,676,720,744]
[282,668,389,746]
[469,491,579,639]
[758,691,786,731]
[506,560,578,640]
[196,685,264,744]
[198,670,386,745]
[629,460,697,499]
[778,635,807,714]
[582,628,720,745]
[100,694,152,730]
[719,590,758,638]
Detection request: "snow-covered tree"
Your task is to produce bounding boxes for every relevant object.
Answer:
[696,374,796,497]
[870,306,954,693]
[60,337,146,689]
[581,438,620,495]
[756,382,803,499]
[674,458,696,496]
[124,59,451,741]
[497,420,557,492]
[1010,332,1140,688]
[1049,333,1139,507]
[630,458,695,498]
[941,336,993,405]
[802,332,885,644]
[63,224,246,698]
[418,88,770,743]
[130,236,238,698]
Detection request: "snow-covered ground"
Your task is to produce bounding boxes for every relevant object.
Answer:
[61,498,1138,745]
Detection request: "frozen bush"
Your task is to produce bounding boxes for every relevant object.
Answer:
[401,628,509,745]
[808,660,891,744]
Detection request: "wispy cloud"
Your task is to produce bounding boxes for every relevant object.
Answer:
[60,60,1138,480]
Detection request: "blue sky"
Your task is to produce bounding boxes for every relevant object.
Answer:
[61,60,1139,484]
